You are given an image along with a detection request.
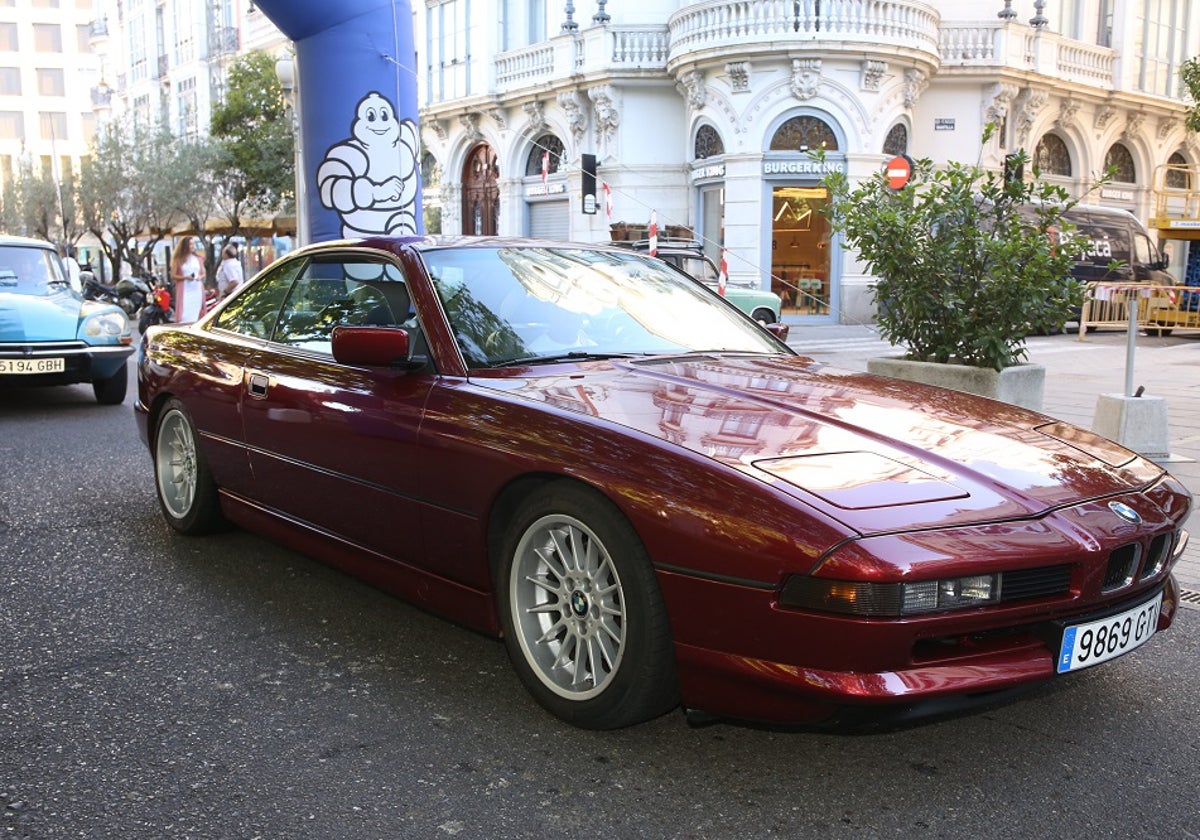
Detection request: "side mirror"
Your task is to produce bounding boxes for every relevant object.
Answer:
[332,325,416,369]
[765,321,790,342]
[1158,249,1170,269]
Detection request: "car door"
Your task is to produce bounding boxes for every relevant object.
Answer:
[191,257,306,496]
[239,253,436,567]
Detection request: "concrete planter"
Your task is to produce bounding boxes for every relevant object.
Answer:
[867,356,1046,412]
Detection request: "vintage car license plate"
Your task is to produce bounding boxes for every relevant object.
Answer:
[0,357,65,374]
[1057,591,1162,673]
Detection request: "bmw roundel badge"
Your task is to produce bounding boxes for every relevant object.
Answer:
[1108,501,1142,524]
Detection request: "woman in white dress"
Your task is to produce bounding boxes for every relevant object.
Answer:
[170,237,207,323]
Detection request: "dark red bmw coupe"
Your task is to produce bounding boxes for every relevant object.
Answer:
[136,237,1191,729]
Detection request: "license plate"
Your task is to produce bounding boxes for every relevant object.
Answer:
[0,357,65,374]
[1056,591,1163,673]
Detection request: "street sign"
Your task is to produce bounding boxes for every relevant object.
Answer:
[885,154,913,190]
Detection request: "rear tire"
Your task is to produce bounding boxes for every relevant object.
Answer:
[497,481,678,729]
[92,362,128,405]
[153,399,224,535]
[752,307,776,325]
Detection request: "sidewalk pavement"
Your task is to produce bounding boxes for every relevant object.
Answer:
[783,320,1200,607]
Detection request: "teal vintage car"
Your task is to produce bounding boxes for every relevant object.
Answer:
[0,236,134,404]
[619,240,784,325]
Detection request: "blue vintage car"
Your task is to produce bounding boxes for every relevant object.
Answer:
[0,236,133,404]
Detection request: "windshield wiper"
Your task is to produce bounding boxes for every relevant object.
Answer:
[488,350,639,368]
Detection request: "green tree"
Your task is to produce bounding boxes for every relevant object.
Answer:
[209,50,296,238]
[1182,57,1200,134]
[77,120,182,279]
[169,137,225,278]
[822,133,1098,371]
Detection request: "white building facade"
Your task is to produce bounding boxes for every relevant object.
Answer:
[416,0,1200,324]
[0,0,102,210]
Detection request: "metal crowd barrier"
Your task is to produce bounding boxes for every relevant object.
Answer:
[1079,282,1200,338]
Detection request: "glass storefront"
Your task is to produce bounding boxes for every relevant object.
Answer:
[770,185,832,315]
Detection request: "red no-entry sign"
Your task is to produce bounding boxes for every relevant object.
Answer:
[885,154,913,190]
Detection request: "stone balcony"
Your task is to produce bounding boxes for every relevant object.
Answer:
[940,22,1115,90]
[472,5,1134,106]
[665,0,942,73]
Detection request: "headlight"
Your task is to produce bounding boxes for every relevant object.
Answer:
[780,573,1001,616]
[82,311,130,340]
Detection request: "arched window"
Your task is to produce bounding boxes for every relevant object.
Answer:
[1105,143,1136,183]
[769,115,838,152]
[1034,133,1072,176]
[1165,151,1190,189]
[882,123,908,157]
[694,125,724,159]
[524,133,565,177]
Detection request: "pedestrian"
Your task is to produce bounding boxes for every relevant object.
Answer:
[58,243,81,293]
[215,243,244,300]
[170,236,207,323]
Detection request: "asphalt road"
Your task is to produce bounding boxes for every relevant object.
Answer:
[2,368,1198,839]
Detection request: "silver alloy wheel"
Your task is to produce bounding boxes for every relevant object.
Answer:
[509,513,626,701]
[155,408,198,521]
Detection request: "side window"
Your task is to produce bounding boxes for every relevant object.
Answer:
[211,258,305,339]
[272,259,412,355]
[1133,233,1154,267]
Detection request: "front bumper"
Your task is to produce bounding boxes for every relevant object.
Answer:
[0,341,133,386]
[663,570,1180,727]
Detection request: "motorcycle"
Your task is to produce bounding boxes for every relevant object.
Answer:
[138,277,174,332]
[80,271,119,306]
[114,272,153,319]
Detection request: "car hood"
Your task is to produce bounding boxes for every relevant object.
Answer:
[0,290,84,341]
[474,353,1164,535]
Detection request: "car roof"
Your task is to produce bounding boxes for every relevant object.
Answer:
[0,235,57,250]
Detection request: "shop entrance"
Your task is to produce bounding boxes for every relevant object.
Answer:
[770,185,831,314]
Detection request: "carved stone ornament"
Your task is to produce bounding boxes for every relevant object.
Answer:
[861,60,887,92]
[557,89,588,145]
[1122,112,1145,141]
[790,58,822,101]
[429,118,448,142]
[1158,117,1180,140]
[1094,105,1117,131]
[459,112,482,141]
[588,85,620,145]
[725,61,750,92]
[678,69,708,110]
[903,68,929,110]
[986,82,1020,122]
[1056,98,1080,130]
[523,100,547,132]
[489,107,508,132]
[1015,87,1048,145]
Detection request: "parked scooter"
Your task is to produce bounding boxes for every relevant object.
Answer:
[137,276,174,332]
[80,271,119,305]
[114,272,153,318]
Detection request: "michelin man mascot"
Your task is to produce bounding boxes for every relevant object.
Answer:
[317,91,419,238]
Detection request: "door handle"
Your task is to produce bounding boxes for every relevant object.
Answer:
[247,372,269,398]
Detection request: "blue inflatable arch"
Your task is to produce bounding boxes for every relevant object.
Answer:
[253,0,421,244]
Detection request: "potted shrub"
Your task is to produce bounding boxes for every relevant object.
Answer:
[821,134,1094,410]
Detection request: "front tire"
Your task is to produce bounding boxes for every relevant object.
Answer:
[92,361,128,405]
[497,481,678,729]
[153,399,224,534]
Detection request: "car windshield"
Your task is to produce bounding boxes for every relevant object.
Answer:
[422,245,786,368]
[0,245,71,297]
